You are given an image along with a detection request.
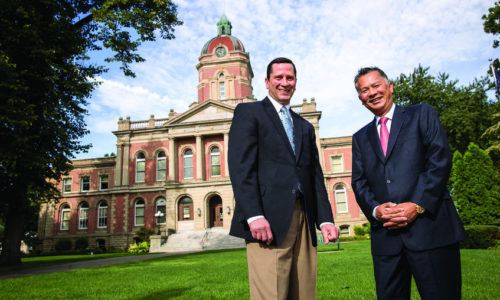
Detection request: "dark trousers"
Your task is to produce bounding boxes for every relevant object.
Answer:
[373,243,461,300]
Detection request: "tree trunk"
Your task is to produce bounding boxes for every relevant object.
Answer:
[0,203,26,266]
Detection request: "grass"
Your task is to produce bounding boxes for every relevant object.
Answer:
[0,252,133,272]
[0,240,498,299]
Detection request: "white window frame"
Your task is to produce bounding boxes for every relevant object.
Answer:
[156,198,166,224]
[339,225,350,235]
[335,185,348,213]
[135,199,145,226]
[80,176,90,192]
[78,202,89,229]
[136,152,146,183]
[330,155,344,173]
[60,204,70,230]
[156,151,166,181]
[210,146,221,176]
[183,149,193,179]
[99,174,109,191]
[63,178,72,193]
[97,201,108,228]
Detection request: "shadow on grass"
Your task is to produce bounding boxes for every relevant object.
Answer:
[134,287,192,300]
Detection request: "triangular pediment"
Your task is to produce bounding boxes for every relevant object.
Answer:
[166,100,235,126]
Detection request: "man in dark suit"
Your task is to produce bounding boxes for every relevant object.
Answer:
[351,67,466,300]
[229,57,338,300]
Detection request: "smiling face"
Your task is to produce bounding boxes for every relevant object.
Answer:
[356,70,394,116]
[265,63,296,105]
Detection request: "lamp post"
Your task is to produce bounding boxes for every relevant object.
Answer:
[154,211,164,235]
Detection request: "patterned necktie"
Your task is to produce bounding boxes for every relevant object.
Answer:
[379,117,389,156]
[280,106,295,154]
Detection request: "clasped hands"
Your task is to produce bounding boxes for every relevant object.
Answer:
[249,218,339,245]
[376,202,419,229]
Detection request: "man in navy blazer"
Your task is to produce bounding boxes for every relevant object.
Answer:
[351,67,466,299]
[229,57,338,299]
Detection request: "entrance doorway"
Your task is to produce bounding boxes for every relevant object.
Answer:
[209,195,223,227]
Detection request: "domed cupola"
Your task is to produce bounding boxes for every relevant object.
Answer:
[196,16,254,104]
[200,15,246,56]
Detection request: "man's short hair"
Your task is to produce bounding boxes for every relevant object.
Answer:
[354,67,389,91]
[267,57,297,79]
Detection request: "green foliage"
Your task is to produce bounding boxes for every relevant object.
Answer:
[0,0,181,265]
[0,241,498,299]
[74,237,89,251]
[451,143,500,225]
[483,1,500,49]
[354,223,371,237]
[54,239,73,253]
[481,112,500,170]
[393,65,498,154]
[134,227,154,242]
[127,241,149,254]
[461,225,500,249]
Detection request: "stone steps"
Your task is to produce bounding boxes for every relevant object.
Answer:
[151,228,245,253]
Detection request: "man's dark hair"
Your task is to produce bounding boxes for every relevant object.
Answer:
[267,57,297,79]
[354,67,389,91]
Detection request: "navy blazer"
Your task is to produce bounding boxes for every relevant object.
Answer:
[352,104,465,255]
[228,97,333,247]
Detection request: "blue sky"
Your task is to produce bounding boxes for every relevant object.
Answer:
[76,0,497,159]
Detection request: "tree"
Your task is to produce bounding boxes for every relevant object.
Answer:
[481,112,500,171]
[393,65,498,153]
[450,143,500,225]
[0,0,182,265]
[482,1,500,95]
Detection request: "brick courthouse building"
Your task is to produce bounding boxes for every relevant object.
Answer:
[37,16,367,252]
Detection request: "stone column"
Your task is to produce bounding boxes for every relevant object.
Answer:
[196,135,204,180]
[224,132,229,177]
[168,138,176,182]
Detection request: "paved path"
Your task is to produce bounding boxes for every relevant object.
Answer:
[0,252,194,279]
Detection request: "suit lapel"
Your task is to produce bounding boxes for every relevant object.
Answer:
[262,97,296,158]
[291,110,303,163]
[385,105,406,159]
[366,118,385,163]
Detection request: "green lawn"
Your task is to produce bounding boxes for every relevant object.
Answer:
[0,240,498,299]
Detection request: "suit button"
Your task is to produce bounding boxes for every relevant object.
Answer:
[386,179,391,184]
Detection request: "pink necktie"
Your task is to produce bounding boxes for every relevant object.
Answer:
[379,117,389,156]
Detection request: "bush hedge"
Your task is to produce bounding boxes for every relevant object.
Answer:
[54,238,72,252]
[74,237,89,250]
[461,225,499,249]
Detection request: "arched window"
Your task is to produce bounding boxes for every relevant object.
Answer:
[78,202,89,229]
[156,198,166,224]
[136,152,146,182]
[156,151,166,181]
[178,197,193,220]
[97,201,108,228]
[210,146,221,176]
[183,149,193,179]
[219,73,226,100]
[60,204,70,230]
[135,199,145,226]
[335,185,348,213]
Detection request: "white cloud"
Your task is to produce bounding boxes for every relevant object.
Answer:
[77,0,496,158]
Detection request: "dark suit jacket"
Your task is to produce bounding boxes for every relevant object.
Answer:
[228,97,333,247]
[352,104,465,256]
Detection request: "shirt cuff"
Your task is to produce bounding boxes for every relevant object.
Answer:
[247,215,264,224]
[319,222,334,228]
[372,206,379,220]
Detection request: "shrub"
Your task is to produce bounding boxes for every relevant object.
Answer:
[353,223,370,237]
[54,238,73,252]
[74,237,89,250]
[461,225,499,249]
[135,227,155,242]
[127,241,150,254]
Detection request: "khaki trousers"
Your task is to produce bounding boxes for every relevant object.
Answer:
[246,199,316,300]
